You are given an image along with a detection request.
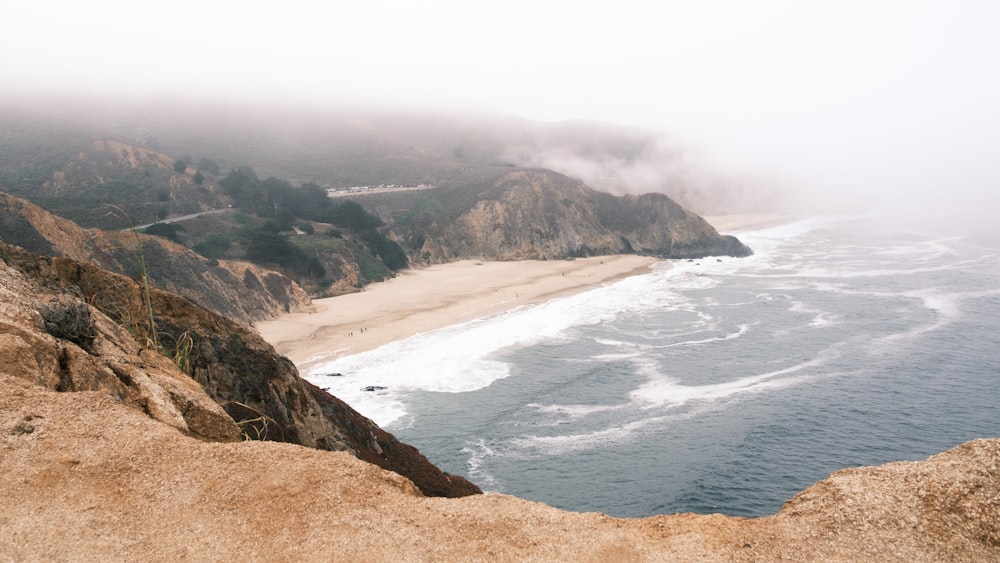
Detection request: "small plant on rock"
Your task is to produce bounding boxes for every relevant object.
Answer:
[105,205,160,351]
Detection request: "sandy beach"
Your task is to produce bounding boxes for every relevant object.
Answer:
[257,254,660,372]
[256,213,780,372]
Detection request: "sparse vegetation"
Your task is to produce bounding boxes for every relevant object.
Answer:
[143,222,185,244]
[105,206,160,351]
[193,233,231,259]
[196,157,220,175]
[172,331,195,375]
[40,298,97,351]
[221,401,284,441]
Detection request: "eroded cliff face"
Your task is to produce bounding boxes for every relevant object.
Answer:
[2,222,997,559]
[415,169,752,262]
[0,241,479,498]
[0,192,312,324]
[1,372,996,560]
[0,247,239,443]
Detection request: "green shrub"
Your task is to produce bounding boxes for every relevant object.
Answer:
[194,234,232,259]
[360,229,408,270]
[324,200,383,231]
[143,222,185,244]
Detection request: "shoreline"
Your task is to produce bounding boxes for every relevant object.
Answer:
[256,254,660,373]
[256,213,781,373]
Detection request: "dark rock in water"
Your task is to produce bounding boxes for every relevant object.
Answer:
[305,380,481,498]
[362,385,387,392]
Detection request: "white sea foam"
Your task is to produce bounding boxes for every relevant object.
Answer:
[308,253,767,427]
[386,213,1000,517]
[461,439,501,488]
[504,371,821,457]
[307,267,665,426]
[629,355,825,409]
[787,299,840,327]
[510,417,661,456]
[526,402,625,419]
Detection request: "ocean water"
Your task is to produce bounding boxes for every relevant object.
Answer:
[308,213,1000,517]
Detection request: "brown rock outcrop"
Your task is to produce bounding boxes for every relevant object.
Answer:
[0,240,479,498]
[0,245,239,443]
[413,169,752,262]
[1,373,996,560]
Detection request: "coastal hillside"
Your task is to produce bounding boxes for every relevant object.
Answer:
[0,109,411,299]
[391,168,752,262]
[14,99,779,214]
[1,105,755,302]
[0,241,478,498]
[0,193,310,324]
[0,109,230,230]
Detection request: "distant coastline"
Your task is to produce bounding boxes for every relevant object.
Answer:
[256,213,781,373]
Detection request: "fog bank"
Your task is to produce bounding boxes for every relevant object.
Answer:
[3,2,998,226]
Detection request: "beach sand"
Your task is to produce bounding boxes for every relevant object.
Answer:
[257,254,659,372]
[256,213,780,372]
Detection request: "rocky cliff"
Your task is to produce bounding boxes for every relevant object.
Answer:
[2,369,996,560]
[2,206,997,559]
[409,169,751,262]
[0,192,311,324]
[0,241,479,498]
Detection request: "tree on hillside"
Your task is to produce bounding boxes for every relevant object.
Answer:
[194,234,231,259]
[196,157,220,175]
[220,166,258,204]
[143,223,185,244]
[360,229,408,270]
[173,159,188,173]
[245,230,296,266]
[324,200,383,231]
[285,182,330,220]
[245,229,325,279]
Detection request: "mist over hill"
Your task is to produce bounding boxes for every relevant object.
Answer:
[0,99,756,302]
[6,97,782,215]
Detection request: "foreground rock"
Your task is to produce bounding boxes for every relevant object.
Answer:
[2,376,997,560]
[0,241,478,498]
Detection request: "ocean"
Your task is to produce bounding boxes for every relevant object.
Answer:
[308,212,1000,518]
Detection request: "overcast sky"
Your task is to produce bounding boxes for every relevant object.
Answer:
[4,1,999,216]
